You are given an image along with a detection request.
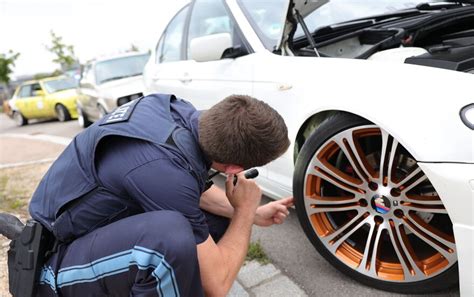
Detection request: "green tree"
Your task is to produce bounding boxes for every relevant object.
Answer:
[45,31,78,71]
[0,50,20,85]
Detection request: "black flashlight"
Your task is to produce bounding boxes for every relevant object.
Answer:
[233,168,259,185]
[204,168,260,191]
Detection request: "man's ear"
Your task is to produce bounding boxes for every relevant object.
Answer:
[223,164,244,174]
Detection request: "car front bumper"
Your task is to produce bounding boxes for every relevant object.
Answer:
[418,162,474,297]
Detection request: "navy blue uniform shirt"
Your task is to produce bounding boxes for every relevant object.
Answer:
[95,102,211,244]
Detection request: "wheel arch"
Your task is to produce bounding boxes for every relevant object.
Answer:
[54,102,65,109]
[96,98,110,113]
[294,110,363,163]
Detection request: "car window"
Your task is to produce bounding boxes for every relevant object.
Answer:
[159,6,189,63]
[187,0,241,59]
[18,85,32,98]
[43,78,78,93]
[31,83,42,95]
[155,34,166,64]
[238,0,287,51]
[95,54,150,85]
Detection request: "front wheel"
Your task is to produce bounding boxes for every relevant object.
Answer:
[55,104,71,122]
[293,113,458,294]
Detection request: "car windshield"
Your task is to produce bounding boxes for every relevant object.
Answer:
[43,78,78,93]
[95,53,150,85]
[238,0,444,50]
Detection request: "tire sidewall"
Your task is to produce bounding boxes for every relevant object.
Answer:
[292,113,458,294]
[77,107,91,128]
[13,111,26,126]
[55,104,71,122]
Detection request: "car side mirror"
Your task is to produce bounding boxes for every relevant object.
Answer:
[190,33,232,62]
[33,90,45,96]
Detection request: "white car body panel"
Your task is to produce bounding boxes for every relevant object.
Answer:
[144,1,474,294]
[418,162,474,297]
[99,75,145,111]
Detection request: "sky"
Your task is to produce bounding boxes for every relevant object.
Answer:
[0,0,188,79]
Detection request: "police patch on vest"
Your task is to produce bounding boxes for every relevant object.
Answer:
[99,98,141,125]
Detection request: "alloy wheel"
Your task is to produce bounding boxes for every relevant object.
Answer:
[302,125,456,283]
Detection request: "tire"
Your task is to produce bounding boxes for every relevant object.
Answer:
[13,111,28,126]
[55,104,71,122]
[293,113,458,294]
[77,107,92,128]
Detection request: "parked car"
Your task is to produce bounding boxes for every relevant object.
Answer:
[10,76,79,126]
[143,0,474,295]
[76,52,150,128]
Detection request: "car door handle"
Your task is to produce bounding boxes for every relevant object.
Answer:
[179,73,192,84]
[179,78,192,83]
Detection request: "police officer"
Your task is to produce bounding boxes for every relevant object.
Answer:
[29,93,292,297]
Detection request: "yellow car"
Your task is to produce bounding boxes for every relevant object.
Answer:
[11,76,79,126]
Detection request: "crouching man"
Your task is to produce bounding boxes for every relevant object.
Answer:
[28,93,292,296]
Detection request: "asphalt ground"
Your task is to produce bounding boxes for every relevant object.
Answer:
[0,114,460,296]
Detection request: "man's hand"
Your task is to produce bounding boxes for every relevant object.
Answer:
[198,172,263,297]
[225,172,262,214]
[254,197,294,227]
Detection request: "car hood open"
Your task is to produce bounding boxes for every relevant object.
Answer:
[292,0,329,17]
[276,0,329,50]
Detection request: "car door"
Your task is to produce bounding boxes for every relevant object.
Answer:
[145,5,195,98]
[14,84,37,118]
[182,0,254,110]
[30,82,49,118]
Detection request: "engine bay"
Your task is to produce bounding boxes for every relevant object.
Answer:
[290,6,474,73]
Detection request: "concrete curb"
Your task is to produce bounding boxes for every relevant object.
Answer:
[229,260,307,296]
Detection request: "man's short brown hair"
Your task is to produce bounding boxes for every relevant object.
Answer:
[199,95,290,169]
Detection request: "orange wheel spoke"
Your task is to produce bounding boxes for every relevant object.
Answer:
[403,216,456,260]
[305,194,359,205]
[306,165,364,197]
[328,215,371,253]
[401,202,448,214]
[387,220,424,279]
[393,167,423,189]
[320,211,367,247]
[356,220,381,276]
[310,155,364,189]
[402,194,444,206]
[337,128,377,180]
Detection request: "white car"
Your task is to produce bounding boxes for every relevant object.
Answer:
[143,0,474,295]
[76,52,149,127]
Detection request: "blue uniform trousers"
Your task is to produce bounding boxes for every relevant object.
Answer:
[36,210,229,297]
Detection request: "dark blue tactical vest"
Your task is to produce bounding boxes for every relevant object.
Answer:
[29,94,209,242]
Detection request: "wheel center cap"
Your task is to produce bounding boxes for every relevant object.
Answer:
[371,195,391,214]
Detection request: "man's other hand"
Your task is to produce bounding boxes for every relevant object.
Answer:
[254,196,294,227]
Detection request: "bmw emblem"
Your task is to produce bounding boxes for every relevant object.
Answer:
[371,195,391,214]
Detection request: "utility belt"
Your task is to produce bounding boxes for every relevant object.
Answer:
[7,219,57,297]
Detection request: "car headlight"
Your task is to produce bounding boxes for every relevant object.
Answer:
[460,103,474,129]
